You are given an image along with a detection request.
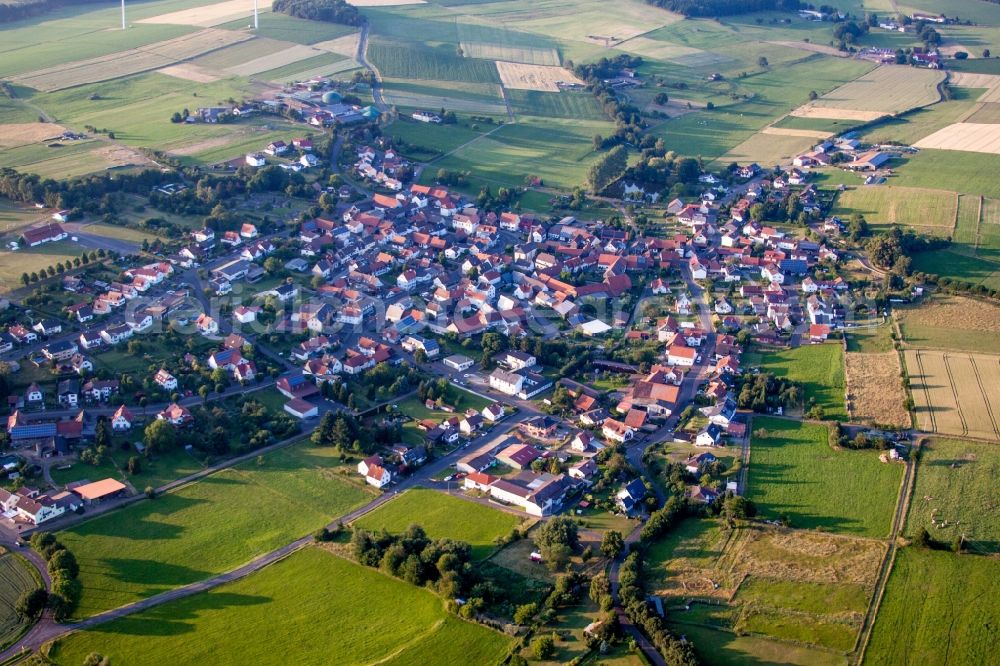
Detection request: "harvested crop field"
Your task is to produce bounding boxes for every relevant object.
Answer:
[460,42,560,66]
[766,40,847,57]
[314,33,361,58]
[906,349,1000,440]
[809,65,944,114]
[950,72,1000,88]
[845,351,910,427]
[226,43,330,76]
[761,126,834,139]
[138,0,274,27]
[915,122,1000,154]
[12,29,252,91]
[965,103,1000,124]
[495,61,583,92]
[157,63,221,83]
[0,122,68,148]
[789,106,886,122]
[718,132,816,167]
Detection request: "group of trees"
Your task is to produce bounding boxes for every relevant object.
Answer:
[272,0,362,26]
[18,249,107,286]
[533,516,580,571]
[29,532,81,621]
[735,372,802,413]
[574,55,645,148]
[351,525,486,610]
[588,145,629,194]
[617,551,700,665]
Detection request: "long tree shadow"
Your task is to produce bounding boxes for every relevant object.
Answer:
[83,592,272,638]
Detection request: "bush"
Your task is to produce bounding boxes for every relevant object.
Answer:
[532,634,555,660]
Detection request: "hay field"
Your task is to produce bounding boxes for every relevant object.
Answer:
[808,65,944,114]
[495,61,583,92]
[834,186,957,233]
[158,63,221,82]
[12,28,252,91]
[906,349,1000,440]
[0,123,68,148]
[914,122,1000,154]
[761,126,833,139]
[979,85,1000,104]
[983,197,1000,224]
[965,103,1000,124]
[717,131,817,167]
[617,37,706,62]
[226,43,330,76]
[139,0,274,27]
[789,106,886,122]
[846,351,910,427]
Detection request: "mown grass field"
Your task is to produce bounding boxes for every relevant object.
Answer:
[833,186,957,236]
[216,11,357,45]
[0,240,82,292]
[810,65,943,115]
[889,149,1000,199]
[758,343,847,420]
[906,437,1000,553]
[0,550,41,651]
[354,489,521,560]
[426,116,613,190]
[861,87,986,145]
[865,548,1000,665]
[382,116,493,160]
[676,623,847,666]
[369,39,501,84]
[748,417,902,537]
[47,547,514,666]
[58,442,375,618]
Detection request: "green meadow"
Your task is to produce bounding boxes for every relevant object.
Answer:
[748,417,902,538]
[47,547,514,666]
[58,442,374,618]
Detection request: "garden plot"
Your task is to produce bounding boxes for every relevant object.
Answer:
[139,0,274,27]
[12,28,252,91]
[226,43,331,76]
[495,61,583,92]
[914,122,1000,154]
[906,349,1000,440]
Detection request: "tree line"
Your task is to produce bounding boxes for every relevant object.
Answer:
[644,0,802,17]
[272,0,362,26]
[0,0,107,24]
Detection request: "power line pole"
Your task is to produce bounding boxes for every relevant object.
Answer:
[121,0,126,30]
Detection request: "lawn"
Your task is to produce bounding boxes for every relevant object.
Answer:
[864,548,1000,665]
[58,441,375,618]
[353,489,521,560]
[748,417,902,538]
[758,343,847,420]
[46,547,513,666]
[0,550,42,651]
[833,186,957,236]
[905,438,1000,553]
[395,385,490,421]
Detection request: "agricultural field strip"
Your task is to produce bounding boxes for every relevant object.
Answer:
[809,65,944,114]
[11,29,253,92]
[914,122,1000,155]
[906,349,1000,440]
[844,351,910,427]
[138,0,276,27]
[225,43,335,76]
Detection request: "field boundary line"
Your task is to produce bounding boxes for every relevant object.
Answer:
[975,194,984,253]
[912,350,936,433]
